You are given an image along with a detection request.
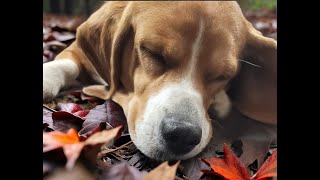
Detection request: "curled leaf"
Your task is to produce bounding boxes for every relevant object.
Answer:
[252,149,277,180]
[79,100,127,138]
[98,163,146,180]
[57,103,89,119]
[43,126,122,169]
[143,161,180,180]
[43,129,80,153]
[201,143,250,180]
[43,103,89,133]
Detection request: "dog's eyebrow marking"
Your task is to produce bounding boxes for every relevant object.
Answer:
[188,19,205,80]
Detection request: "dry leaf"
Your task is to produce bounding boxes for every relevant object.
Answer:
[251,150,277,180]
[144,161,180,180]
[202,144,250,180]
[201,144,277,180]
[43,127,122,169]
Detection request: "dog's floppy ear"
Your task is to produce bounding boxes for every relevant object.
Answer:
[75,2,134,99]
[228,22,277,125]
[109,3,135,97]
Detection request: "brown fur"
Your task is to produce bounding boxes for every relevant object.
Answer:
[52,1,277,141]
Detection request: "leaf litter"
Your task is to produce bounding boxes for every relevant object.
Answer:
[43,9,277,180]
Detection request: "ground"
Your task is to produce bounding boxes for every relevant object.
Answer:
[43,8,277,180]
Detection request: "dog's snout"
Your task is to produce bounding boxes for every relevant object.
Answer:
[161,114,202,154]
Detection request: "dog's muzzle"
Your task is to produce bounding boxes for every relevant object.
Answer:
[161,113,202,155]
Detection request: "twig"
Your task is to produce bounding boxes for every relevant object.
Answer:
[43,104,57,112]
[97,141,133,159]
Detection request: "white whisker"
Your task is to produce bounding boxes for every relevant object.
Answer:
[239,59,261,68]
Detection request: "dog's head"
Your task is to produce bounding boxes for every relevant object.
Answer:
[79,1,276,161]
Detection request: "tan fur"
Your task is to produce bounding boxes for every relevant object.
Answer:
[44,1,277,159]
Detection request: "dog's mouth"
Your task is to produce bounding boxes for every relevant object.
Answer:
[131,113,212,161]
[136,144,198,161]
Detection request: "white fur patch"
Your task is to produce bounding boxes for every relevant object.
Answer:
[187,19,204,79]
[43,59,79,100]
[132,19,211,160]
[213,90,231,118]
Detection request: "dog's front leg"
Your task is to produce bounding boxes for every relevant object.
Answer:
[43,59,80,101]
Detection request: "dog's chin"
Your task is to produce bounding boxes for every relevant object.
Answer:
[138,147,201,161]
[131,137,210,161]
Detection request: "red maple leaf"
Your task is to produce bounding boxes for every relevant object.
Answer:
[201,143,277,180]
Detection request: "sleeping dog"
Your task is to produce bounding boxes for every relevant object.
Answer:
[43,1,277,161]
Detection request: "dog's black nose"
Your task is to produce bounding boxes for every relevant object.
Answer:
[161,114,202,154]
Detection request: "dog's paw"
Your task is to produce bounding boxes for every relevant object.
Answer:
[43,78,60,102]
[43,59,80,102]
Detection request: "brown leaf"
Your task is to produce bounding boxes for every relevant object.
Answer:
[79,100,127,138]
[43,103,89,133]
[239,138,272,168]
[51,31,75,42]
[201,144,250,180]
[43,40,66,48]
[43,160,58,177]
[43,126,122,169]
[43,107,54,131]
[143,161,180,180]
[98,163,146,180]
[69,90,105,106]
[180,158,210,180]
[45,163,95,180]
[51,112,85,133]
[206,106,276,171]
[43,128,80,152]
[252,150,277,180]
[44,15,85,32]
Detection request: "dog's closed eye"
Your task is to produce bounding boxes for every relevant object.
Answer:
[140,45,167,66]
[205,73,231,84]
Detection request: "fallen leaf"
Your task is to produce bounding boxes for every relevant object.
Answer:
[201,144,277,180]
[43,33,55,42]
[43,160,57,177]
[43,103,89,133]
[43,126,122,169]
[43,107,54,131]
[57,103,89,118]
[51,31,75,42]
[251,150,277,180]
[244,9,277,38]
[179,158,210,180]
[144,161,180,180]
[239,137,272,168]
[69,90,105,106]
[79,100,127,138]
[127,151,155,171]
[45,163,95,180]
[206,106,276,170]
[97,162,146,180]
[201,144,251,180]
[43,128,80,153]
[44,14,86,32]
[97,161,179,180]
[51,112,84,133]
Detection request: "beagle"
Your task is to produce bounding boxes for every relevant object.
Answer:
[43,1,277,161]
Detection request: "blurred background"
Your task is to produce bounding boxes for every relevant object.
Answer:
[43,0,276,16]
[43,0,277,63]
